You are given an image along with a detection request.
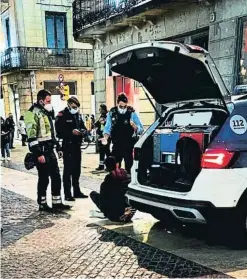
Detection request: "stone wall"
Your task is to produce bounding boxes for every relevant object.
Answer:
[92,0,247,121]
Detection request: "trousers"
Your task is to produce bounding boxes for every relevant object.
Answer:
[36,149,61,205]
[111,142,134,173]
[63,143,82,198]
[21,134,27,146]
[98,141,110,166]
[90,191,101,211]
[1,142,10,158]
[9,130,14,148]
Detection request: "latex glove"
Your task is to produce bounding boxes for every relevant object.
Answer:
[130,120,137,131]
[38,155,46,164]
[72,129,82,136]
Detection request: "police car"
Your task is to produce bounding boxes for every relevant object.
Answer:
[107,41,247,240]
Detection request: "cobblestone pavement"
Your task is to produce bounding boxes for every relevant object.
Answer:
[1,186,229,278]
[1,150,247,278]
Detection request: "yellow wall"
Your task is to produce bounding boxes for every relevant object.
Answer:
[35,70,94,114]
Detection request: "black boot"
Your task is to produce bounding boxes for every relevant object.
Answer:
[74,192,88,199]
[65,196,75,202]
[95,165,104,171]
[39,203,53,213]
[53,203,72,211]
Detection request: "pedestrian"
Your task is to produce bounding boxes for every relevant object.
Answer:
[90,156,136,222]
[24,89,71,212]
[55,96,88,201]
[94,104,110,171]
[103,93,144,174]
[5,113,15,149]
[90,114,96,142]
[18,116,27,146]
[1,117,11,161]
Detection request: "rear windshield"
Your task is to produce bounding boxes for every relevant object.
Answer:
[172,112,212,126]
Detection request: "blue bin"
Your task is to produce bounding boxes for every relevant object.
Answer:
[160,132,180,153]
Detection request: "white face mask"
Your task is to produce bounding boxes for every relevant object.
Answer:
[69,107,79,114]
[44,103,53,112]
[118,107,127,114]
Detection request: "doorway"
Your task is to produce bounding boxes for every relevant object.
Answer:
[8,84,20,138]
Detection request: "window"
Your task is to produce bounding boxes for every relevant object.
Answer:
[162,29,209,51]
[238,18,247,85]
[44,81,77,95]
[45,13,67,49]
[5,18,11,48]
[191,32,209,50]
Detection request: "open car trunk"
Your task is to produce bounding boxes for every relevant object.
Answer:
[136,103,228,192]
[107,41,230,192]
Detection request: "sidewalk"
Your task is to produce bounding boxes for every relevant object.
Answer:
[1,142,247,278]
[1,166,235,279]
[1,140,106,187]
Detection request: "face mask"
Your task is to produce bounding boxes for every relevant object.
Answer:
[118,107,127,114]
[44,104,53,112]
[69,107,79,114]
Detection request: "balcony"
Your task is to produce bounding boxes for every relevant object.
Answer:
[1,47,94,73]
[73,0,189,42]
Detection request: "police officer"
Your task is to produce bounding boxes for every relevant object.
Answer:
[94,104,110,171]
[103,93,144,174]
[24,89,71,212]
[55,96,88,201]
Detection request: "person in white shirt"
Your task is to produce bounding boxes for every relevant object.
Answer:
[18,116,27,146]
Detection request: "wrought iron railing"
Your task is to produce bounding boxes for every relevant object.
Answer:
[1,47,93,72]
[73,0,151,32]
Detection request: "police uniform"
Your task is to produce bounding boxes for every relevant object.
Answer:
[24,103,67,210]
[55,107,87,199]
[109,106,137,173]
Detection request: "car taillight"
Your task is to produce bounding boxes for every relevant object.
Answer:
[134,147,141,161]
[201,149,235,169]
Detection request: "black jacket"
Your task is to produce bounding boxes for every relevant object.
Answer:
[5,117,15,132]
[100,168,130,221]
[1,118,10,147]
[55,107,87,145]
[95,112,107,139]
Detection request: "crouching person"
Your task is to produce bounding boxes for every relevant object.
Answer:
[90,156,136,222]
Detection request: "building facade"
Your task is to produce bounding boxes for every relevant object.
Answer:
[0,0,94,131]
[73,0,247,127]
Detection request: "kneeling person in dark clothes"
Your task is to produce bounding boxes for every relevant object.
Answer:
[90,156,136,222]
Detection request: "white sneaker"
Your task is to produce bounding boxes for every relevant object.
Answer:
[7,157,11,161]
[1,158,5,161]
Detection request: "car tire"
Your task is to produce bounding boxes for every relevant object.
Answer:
[235,204,247,245]
[225,203,247,248]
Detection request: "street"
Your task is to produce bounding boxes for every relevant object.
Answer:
[1,142,247,278]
